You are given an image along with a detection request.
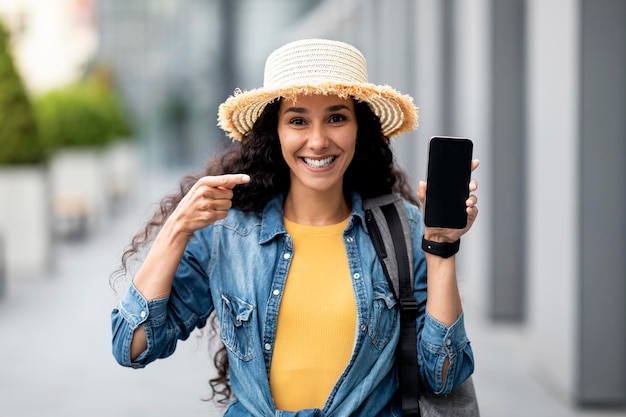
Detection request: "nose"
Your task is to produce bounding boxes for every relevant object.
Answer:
[308,123,329,151]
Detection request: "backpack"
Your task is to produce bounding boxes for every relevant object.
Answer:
[363,194,480,417]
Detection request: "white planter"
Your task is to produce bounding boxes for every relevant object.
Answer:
[49,148,108,237]
[0,166,52,281]
[104,140,140,210]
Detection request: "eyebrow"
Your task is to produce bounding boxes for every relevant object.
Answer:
[282,104,352,114]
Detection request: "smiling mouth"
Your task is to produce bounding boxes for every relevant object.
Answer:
[302,156,336,168]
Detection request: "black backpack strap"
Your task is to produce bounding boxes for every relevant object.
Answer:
[364,195,421,417]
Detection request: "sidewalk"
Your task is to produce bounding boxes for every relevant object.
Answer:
[0,169,222,417]
[468,315,626,417]
[0,168,624,417]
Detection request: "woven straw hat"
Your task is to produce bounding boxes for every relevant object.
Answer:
[217,39,418,141]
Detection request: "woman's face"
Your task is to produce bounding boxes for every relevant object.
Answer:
[277,94,357,196]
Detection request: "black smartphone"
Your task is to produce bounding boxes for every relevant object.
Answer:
[424,136,473,229]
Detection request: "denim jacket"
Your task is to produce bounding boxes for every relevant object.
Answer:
[111,192,474,416]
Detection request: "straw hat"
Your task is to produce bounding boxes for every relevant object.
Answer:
[217,39,418,141]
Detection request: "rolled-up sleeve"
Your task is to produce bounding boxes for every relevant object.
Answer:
[111,281,170,368]
[418,311,474,394]
[111,232,215,369]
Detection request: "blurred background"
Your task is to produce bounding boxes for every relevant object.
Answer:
[0,0,624,416]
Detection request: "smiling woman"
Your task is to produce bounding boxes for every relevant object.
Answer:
[110,38,479,416]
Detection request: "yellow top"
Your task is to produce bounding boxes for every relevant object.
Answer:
[270,217,357,411]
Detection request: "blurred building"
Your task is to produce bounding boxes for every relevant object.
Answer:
[94,0,324,169]
[94,1,213,169]
[0,0,97,93]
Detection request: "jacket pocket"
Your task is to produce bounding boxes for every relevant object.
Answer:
[367,281,398,350]
[220,293,256,361]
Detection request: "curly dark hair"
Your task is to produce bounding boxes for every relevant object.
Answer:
[110,98,417,404]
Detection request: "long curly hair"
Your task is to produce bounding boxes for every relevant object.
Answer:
[111,98,417,404]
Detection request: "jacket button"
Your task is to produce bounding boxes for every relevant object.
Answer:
[264,343,272,351]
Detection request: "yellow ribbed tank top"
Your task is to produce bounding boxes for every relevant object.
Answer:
[270,217,357,411]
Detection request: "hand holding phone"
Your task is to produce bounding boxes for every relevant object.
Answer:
[424,136,473,229]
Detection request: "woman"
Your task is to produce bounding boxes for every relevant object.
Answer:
[111,38,479,416]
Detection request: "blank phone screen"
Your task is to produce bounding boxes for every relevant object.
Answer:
[424,137,473,229]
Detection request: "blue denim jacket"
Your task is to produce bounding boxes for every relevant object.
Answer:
[111,192,474,416]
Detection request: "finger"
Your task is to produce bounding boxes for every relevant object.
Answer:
[208,209,229,224]
[202,198,233,212]
[417,181,427,205]
[466,194,478,207]
[219,173,251,189]
[469,179,478,192]
[199,185,235,201]
[471,159,480,172]
[198,174,251,190]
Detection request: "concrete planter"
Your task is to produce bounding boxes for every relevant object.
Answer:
[49,148,108,238]
[0,166,52,282]
[104,140,140,211]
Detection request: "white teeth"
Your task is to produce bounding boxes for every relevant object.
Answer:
[303,156,336,168]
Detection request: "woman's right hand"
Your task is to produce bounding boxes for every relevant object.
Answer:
[168,174,251,236]
[129,173,250,360]
[136,173,251,290]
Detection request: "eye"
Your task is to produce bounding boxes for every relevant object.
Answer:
[329,114,347,123]
[288,117,306,126]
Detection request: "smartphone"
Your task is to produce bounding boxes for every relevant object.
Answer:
[424,136,473,229]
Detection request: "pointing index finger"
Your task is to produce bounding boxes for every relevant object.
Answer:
[200,174,251,189]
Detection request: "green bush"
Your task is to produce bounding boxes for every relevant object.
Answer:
[0,19,44,165]
[36,85,110,149]
[35,81,133,150]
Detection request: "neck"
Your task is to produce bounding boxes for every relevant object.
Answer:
[284,188,351,226]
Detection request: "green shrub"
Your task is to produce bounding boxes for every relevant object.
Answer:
[35,81,134,150]
[36,85,110,149]
[0,19,44,165]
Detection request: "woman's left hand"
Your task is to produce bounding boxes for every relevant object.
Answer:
[417,159,480,243]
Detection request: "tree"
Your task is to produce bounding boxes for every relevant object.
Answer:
[0,19,43,165]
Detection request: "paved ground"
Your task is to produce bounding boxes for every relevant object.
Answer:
[1,169,625,417]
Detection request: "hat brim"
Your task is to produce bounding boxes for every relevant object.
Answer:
[217,82,418,141]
